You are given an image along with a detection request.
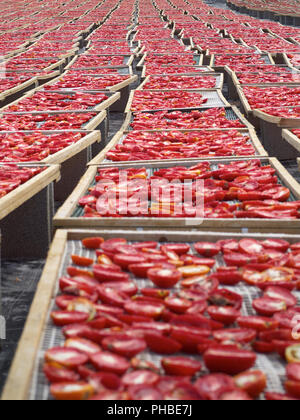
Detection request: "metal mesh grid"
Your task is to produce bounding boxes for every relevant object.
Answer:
[28,238,300,400]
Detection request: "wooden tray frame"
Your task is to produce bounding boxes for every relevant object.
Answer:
[54,157,300,232]
[125,89,231,114]
[87,127,268,166]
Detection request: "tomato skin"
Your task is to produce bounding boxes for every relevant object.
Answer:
[129,263,158,278]
[237,316,279,332]
[90,352,130,376]
[71,255,94,267]
[161,243,190,255]
[51,311,89,326]
[122,370,160,387]
[162,356,202,376]
[102,336,147,358]
[145,332,182,355]
[124,300,165,319]
[262,239,290,252]
[252,297,287,317]
[265,392,299,401]
[286,363,300,382]
[165,297,192,314]
[253,341,276,354]
[220,389,252,401]
[207,306,240,325]
[194,242,220,257]
[212,269,243,286]
[82,237,104,249]
[141,288,170,299]
[147,267,182,288]
[263,286,297,308]
[195,374,236,400]
[213,328,257,344]
[203,345,256,375]
[93,265,129,282]
[239,239,263,256]
[50,382,94,401]
[234,370,267,398]
[43,364,80,383]
[285,381,300,399]
[113,253,147,270]
[45,347,88,369]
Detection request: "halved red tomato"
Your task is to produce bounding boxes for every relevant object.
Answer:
[263,286,297,307]
[237,316,279,332]
[122,370,160,387]
[161,243,190,255]
[261,239,290,252]
[82,237,104,249]
[252,297,287,316]
[71,255,94,267]
[234,370,267,398]
[90,351,130,376]
[213,328,257,344]
[113,253,147,270]
[50,382,94,400]
[285,381,300,398]
[286,363,300,382]
[162,356,202,376]
[124,300,165,319]
[45,347,88,369]
[194,242,220,257]
[51,311,89,326]
[65,338,101,356]
[204,345,256,375]
[43,364,80,383]
[145,332,182,355]
[207,306,240,325]
[195,374,235,400]
[102,336,147,358]
[165,297,192,314]
[219,389,252,401]
[239,239,263,255]
[147,267,182,288]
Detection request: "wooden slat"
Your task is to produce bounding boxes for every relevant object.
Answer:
[0,164,60,220]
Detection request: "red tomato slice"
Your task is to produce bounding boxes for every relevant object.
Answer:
[43,364,80,384]
[122,370,160,387]
[252,297,287,316]
[50,382,94,401]
[234,370,267,398]
[161,243,190,255]
[102,336,147,358]
[237,316,279,331]
[239,239,263,255]
[147,267,182,288]
[82,237,104,249]
[220,389,252,401]
[93,265,129,282]
[213,328,257,344]
[285,381,300,399]
[129,263,158,278]
[45,347,88,369]
[261,239,290,252]
[264,286,297,307]
[141,288,170,299]
[162,356,202,376]
[128,385,163,401]
[286,363,300,382]
[71,255,94,267]
[124,300,165,319]
[165,297,192,314]
[90,351,130,376]
[145,332,182,354]
[113,253,147,270]
[204,345,256,375]
[195,374,235,400]
[164,383,201,400]
[64,338,101,356]
[207,306,240,325]
[194,242,221,257]
[51,311,89,326]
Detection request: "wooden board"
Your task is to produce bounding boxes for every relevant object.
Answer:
[54,157,300,231]
[87,127,268,166]
[253,108,300,128]
[282,129,300,153]
[4,227,300,400]
[0,163,60,220]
